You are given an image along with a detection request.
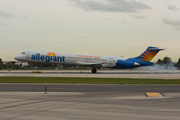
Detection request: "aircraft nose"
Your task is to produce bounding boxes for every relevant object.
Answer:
[14,55,19,60]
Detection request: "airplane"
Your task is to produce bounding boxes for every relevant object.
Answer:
[14,46,164,73]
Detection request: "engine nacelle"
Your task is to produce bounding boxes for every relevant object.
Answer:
[116,60,139,67]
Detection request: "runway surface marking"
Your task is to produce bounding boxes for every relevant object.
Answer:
[32,71,42,73]
[146,92,164,97]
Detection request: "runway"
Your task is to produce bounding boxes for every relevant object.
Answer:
[0,84,180,120]
[1,70,180,79]
[0,84,180,92]
[1,70,180,119]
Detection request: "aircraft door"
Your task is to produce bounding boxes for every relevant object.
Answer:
[108,57,115,66]
[112,59,116,65]
[26,51,30,58]
[109,59,113,65]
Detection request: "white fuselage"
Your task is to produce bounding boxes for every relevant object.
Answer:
[14,50,127,68]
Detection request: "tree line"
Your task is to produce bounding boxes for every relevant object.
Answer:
[156,56,180,68]
[0,59,24,70]
[0,59,90,70]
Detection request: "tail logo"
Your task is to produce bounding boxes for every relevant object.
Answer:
[139,50,158,62]
[134,46,164,62]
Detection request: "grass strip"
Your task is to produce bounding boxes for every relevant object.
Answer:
[0,77,180,84]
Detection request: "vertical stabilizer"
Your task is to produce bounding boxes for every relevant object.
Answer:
[134,46,164,62]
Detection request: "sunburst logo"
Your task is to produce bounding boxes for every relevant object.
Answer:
[140,50,157,62]
[47,52,56,56]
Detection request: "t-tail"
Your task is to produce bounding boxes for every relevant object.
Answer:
[134,46,164,62]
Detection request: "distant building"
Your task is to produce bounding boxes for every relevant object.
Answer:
[15,61,28,66]
[2,61,9,64]
[3,61,28,67]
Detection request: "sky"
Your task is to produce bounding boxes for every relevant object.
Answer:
[0,0,180,62]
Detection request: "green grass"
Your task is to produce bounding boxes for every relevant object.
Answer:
[0,77,180,84]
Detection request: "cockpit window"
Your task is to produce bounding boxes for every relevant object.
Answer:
[21,51,25,54]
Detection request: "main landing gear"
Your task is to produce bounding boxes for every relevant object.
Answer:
[91,68,97,73]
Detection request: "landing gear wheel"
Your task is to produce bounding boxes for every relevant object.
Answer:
[92,68,97,73]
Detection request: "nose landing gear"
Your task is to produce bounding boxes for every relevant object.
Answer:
[91,68,97,73]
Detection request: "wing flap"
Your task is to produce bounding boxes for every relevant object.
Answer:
[77,62,102,65]
[77,62,103,68]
